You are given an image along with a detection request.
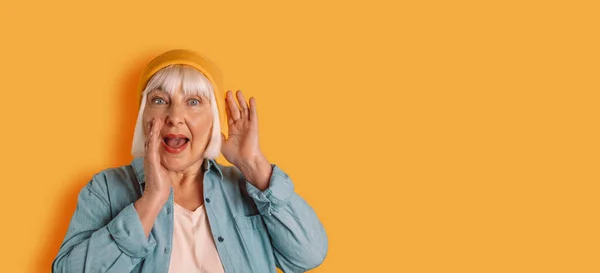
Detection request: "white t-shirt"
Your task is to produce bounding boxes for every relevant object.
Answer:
[168,202,225,273]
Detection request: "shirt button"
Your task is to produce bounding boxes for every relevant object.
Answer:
[218,236,224,242]
[205,198,211,203]
[166,207,171,214]
[164,247,169,254]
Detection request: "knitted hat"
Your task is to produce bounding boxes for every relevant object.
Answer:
[136,49,226,131]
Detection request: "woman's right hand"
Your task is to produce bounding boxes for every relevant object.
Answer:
[134,117,171,237]
[143,117,171,201]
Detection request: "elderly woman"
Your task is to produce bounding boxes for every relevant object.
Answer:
[52,49,328,273]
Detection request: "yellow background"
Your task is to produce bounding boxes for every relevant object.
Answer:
[0,0,598,272]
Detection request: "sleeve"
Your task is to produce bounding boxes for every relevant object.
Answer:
[52,174,157,273]
[245,165,328,272]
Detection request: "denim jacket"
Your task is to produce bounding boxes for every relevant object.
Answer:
[52,157,328,273]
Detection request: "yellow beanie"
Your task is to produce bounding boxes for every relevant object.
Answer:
[136,49,226,132]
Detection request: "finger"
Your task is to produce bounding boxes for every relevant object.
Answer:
[147,118,163,162]
[225,98,234,126]
[144,118,154,151]
[249,97,257,123]
[236,90,249,120]
[226,90,241,121]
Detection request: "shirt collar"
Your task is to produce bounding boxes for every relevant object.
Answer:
[131,157,224,185]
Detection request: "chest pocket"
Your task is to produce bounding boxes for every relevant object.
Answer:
[234,214,275,272]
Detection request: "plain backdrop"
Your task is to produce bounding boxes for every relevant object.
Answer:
[0,1,598,272]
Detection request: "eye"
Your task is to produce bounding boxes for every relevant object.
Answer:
[151,97,167,105]
[188,98,201,106]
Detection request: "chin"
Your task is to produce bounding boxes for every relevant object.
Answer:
[160,153,204,172]
[160,155,190,171]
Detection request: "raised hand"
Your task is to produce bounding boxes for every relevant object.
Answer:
[143,117,171,199]
[134,117,172,237]
[221,90,272,190]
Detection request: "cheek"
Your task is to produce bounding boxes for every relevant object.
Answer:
[189,114,213,141]
[143,107,164,119]
[142,107,167,125]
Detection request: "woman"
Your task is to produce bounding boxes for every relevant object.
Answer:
[52,49,328,273]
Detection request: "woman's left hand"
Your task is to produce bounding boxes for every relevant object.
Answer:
[221,90,272,190]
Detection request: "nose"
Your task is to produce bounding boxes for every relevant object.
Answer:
[165,103,185,126]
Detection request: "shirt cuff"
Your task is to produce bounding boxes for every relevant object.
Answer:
[246,164,295,216]
[107,203,157,258]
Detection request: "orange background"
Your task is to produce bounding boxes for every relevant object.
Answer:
[1,0,599,272]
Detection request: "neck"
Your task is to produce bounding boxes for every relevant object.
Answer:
[167,159,205,188]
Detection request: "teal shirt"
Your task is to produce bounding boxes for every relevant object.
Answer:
[52,157,328,273]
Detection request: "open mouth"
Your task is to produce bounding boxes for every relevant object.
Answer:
[161,134,190,153]
[163,137,189,148]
